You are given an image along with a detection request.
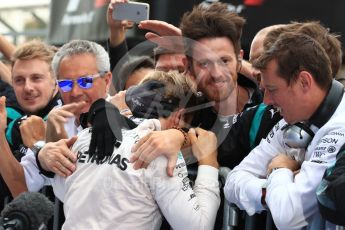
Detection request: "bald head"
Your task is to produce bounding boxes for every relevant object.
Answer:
[249,24,285,63]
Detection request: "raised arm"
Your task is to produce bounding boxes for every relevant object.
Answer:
[107,0,133,48]
[138,20,184,53]
[107,0,133,71]
[0,35,16,60]
[0,96,27,197]
[0,60,12,85]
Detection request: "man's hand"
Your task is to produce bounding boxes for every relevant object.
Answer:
[139,20,182,38]
[130,129,185,176]
[239,59,261,83]
[46,102,86,142]
[38,137,78,177]
[267,154,300,175]
[107,0,134,47]
[189,128,219,168]
[19,115,46,149]
[109,91,132,116]
[138,20,184,53]
[0,96,7,132]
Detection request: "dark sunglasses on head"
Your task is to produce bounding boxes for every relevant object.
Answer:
[57,71,107,93]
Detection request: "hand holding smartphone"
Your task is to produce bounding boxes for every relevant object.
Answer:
[112,2,150,23]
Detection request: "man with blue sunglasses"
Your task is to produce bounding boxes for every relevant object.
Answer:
[44,40,113,142]
[38,40,117,177]
[56,71,108,93]
[0,40,117,196]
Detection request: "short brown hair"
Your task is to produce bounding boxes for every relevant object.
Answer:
[297,22,342,76]
[263,21,342,76]
[11,39,57,75]
[180,2,245,58]
[254,32,332,90]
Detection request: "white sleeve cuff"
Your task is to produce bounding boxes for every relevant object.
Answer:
[243,178,267,215]
[196,165,219,182]
[267,168,293,187]
[20,150,47,192]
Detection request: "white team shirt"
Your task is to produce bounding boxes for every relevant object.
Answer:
[21,95,109,191]
[51,119,220,230]
[21,116,82,192]
[224,94,345,230]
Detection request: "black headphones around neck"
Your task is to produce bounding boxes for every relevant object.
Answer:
[282,80,344,149]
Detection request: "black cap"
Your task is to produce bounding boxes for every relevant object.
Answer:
[125,80,180,119]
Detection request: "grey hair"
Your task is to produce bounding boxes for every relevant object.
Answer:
[51,40,110,78]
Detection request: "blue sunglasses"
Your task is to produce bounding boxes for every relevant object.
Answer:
[57,71,107,93]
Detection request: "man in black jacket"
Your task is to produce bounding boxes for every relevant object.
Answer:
[1,40,62,209]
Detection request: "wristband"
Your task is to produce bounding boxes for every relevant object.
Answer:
[120,108,131,115]
[172,126,189,146]
[35,149,55,178]
[31,140,46,156]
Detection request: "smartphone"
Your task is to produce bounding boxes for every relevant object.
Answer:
[112,2,150,23]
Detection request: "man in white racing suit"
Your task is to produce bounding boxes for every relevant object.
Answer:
[51,70,220,229]
[53,119,220,229]
[224,32,345,229]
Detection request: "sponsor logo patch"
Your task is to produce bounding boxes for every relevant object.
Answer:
[327,146,336,153]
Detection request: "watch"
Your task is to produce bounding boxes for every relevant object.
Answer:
[31,140,46,156]
[32,140,55,178]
